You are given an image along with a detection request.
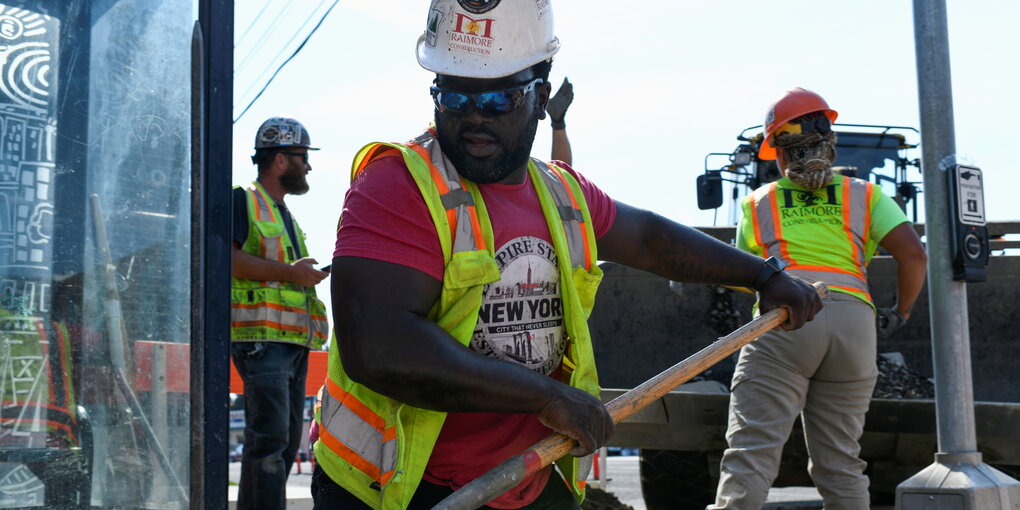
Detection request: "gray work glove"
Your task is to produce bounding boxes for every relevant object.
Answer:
[876,307,907,337]
[546,77,573,130]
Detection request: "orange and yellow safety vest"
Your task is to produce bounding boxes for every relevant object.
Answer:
[314,129,603,509]
[231,181,329,348]
[739,175,907,306]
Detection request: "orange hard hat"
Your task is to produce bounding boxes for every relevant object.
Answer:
[758,87,838,160]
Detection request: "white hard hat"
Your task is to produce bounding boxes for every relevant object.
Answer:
[416,0,560,79]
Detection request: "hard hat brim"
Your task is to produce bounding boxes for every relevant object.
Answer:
[254,145,320,151]
[758,140,778,161]
[415,34,560,79]
[759,108,837,160]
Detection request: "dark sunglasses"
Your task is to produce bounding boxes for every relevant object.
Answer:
[430,78,543,116]
[793,112,832,134]
[278,151,309,164]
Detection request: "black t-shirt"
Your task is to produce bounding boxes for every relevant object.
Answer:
[232,186,301,259]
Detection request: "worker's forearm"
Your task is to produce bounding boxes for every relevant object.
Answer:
[895,260,927,318]
[602,205,764,287]
[551,129,572,166]
[232,247,295,282]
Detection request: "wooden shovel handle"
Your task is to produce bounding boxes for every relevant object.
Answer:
[433,281,828,510]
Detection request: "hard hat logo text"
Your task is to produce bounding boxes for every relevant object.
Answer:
[451,13,494,55]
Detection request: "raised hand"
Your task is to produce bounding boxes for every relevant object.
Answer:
[546,77,573,129]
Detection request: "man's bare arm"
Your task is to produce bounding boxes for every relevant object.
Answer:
[232,242,327,287]
[878,223,927,318]
[597,201,822,329]
[331,255,613,455]
[551,129,572,166]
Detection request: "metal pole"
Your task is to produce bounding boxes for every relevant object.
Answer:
[152,343,169,506]
[898,1,1020,506]
[913,0,976,455]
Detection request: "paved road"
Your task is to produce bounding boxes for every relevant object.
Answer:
[596,455,828,510]
[228,456,891,509]
[595,456,892,510]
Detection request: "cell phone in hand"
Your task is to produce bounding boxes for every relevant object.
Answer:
[319,264,331,274]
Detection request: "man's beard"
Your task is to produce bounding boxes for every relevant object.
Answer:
[435,112,540,184]
[280,165,309,195]
[776,131,838,191]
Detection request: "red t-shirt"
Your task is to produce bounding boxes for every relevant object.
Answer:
[335,154,616,508]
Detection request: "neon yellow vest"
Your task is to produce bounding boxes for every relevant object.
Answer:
[0,313,78,447]
[314,129,603,509]
[740,176,879,306]
[231,181,329,348]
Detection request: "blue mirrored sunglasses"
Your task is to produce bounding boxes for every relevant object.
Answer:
[430,78,544,116]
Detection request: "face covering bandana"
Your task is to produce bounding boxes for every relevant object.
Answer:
[773,129,838,191]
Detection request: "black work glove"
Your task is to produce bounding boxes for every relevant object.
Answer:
[757,273,823,331]
[876,307,907,337]
[538,384,614,458]
[546,77,573,130]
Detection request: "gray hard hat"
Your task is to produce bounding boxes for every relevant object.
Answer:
[253,117,320,150]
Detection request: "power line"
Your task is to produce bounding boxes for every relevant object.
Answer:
[235,0,292,76]
[238,0,328,102]
[235,0,272,48]
[234,0,341,124]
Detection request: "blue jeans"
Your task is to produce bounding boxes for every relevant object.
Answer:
[232,341,309,510]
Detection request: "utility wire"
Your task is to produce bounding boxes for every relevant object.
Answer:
[234,0,341,124]
[235,0,272,48]
[238,0,328,102]
[236,3,290,76]
[235,0,292,76]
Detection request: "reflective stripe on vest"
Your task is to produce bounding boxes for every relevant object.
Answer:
[409,130,487,254]
[249,185,285,263]
[352,130,591,270]
[231,182,329,347]
[533,160,592,270]
[318,378,397,485]
[750,176,874,302]
[323,130,602,508]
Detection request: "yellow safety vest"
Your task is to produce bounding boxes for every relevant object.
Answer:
[741,175,879,305]
[231,181,329,348]
[0,314,78,447]
[314,129,603,509]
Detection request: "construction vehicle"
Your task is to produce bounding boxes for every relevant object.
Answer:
[590,124,1020,508]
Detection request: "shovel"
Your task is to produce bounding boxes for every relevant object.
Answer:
[433,281,827,510]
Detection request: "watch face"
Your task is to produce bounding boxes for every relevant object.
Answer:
[767,257,786,270]
[754,257,785,290]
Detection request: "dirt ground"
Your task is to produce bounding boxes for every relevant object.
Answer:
[581,487,635,510]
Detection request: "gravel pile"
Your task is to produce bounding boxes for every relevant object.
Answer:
[582,487,635,510]
[704,285,744,337]
[873,354,934,399]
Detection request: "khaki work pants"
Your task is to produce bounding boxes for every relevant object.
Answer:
[709,294,878,510]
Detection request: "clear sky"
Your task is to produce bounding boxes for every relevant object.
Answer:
[232,0,1020,324]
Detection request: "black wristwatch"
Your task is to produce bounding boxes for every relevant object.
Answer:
[752,256,786,291]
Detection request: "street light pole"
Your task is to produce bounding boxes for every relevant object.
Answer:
[897,1,1020,507]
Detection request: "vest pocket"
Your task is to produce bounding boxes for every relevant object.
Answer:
[230,286,311,340]
[443,250,500,289]
[571,264,604,319]
[251,218,284,238]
